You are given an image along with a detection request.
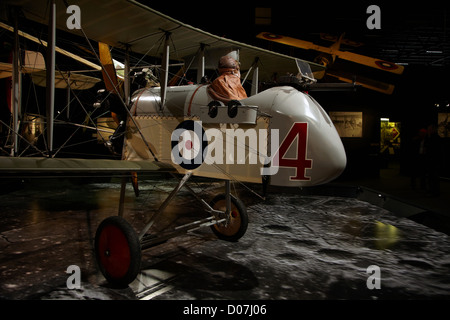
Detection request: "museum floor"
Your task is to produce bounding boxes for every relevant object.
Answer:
[339,161,450,235]
[0,160,449,303]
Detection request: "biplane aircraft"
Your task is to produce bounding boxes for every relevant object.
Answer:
[0,0,347,286]
[257,32,405,94]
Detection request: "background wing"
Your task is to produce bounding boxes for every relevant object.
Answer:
[257,32,404,75]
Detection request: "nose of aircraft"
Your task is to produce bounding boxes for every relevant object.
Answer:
[304,93,347,184]
[247,86,346,187]
[307,116,347,185]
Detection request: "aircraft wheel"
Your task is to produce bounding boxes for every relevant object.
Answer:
[210,194,248,242]
[94,216,141,287]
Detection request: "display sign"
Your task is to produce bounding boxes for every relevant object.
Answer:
[438,113,450,138]
[329,111,363,138]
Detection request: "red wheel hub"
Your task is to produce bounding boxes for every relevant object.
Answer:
[98,225,131,279]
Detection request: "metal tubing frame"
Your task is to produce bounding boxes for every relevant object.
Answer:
[11,7,21,156]
[196,43,205,84]
[118,176,127,217]
[159,32,170,110]
[133,176,234,249]
[139,179,231,250]
[124,45,131,106]
[46,0,56,155]
[169,173,222,217]
[225,180,231,216]
[139,179,232,250]
[116,170,234,248]
[140,215,226,250]
[138,172,193,240]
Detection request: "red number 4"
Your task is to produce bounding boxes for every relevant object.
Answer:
[274,122,312,181]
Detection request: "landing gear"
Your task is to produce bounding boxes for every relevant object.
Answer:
[94,175,248,286]
[94,216,141,287]
[210,193,248,242]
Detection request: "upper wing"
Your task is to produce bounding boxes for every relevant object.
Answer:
[30,70,101,90]
[0,41,100,89]
[10,0,324,80]
[0,49,45,79]
[257,32,404,75]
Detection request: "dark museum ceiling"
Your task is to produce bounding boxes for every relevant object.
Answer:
[145,1,450,108]
[1,1,448,103]
[148,2,450,68]
[314,3,450,68]
[3,1,449,69]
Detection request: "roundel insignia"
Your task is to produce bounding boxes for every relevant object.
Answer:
[262,33,282,40]
[375,60,398,70]
[171,120,208,170]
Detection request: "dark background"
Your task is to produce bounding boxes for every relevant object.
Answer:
[1,1,449,178]
[146,0,450,179]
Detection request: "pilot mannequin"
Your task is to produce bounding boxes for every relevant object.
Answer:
[207,55,247,103]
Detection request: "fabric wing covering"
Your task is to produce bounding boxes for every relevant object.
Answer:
[10,0,323,80]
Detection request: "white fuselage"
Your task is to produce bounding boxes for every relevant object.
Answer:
[125,84,346,187]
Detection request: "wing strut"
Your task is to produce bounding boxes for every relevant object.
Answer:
[124,45,131,105]
[159,32,170,110]
[197,43,206,83]
[242,57,260,96]
[45,0,56,155]
[71,14,158,161]
[11,6,21,156]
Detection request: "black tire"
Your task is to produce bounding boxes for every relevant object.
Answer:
[94,216,141,287]
[227,100,241,118]
[207,100,221,118]
[210,194,248,242]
